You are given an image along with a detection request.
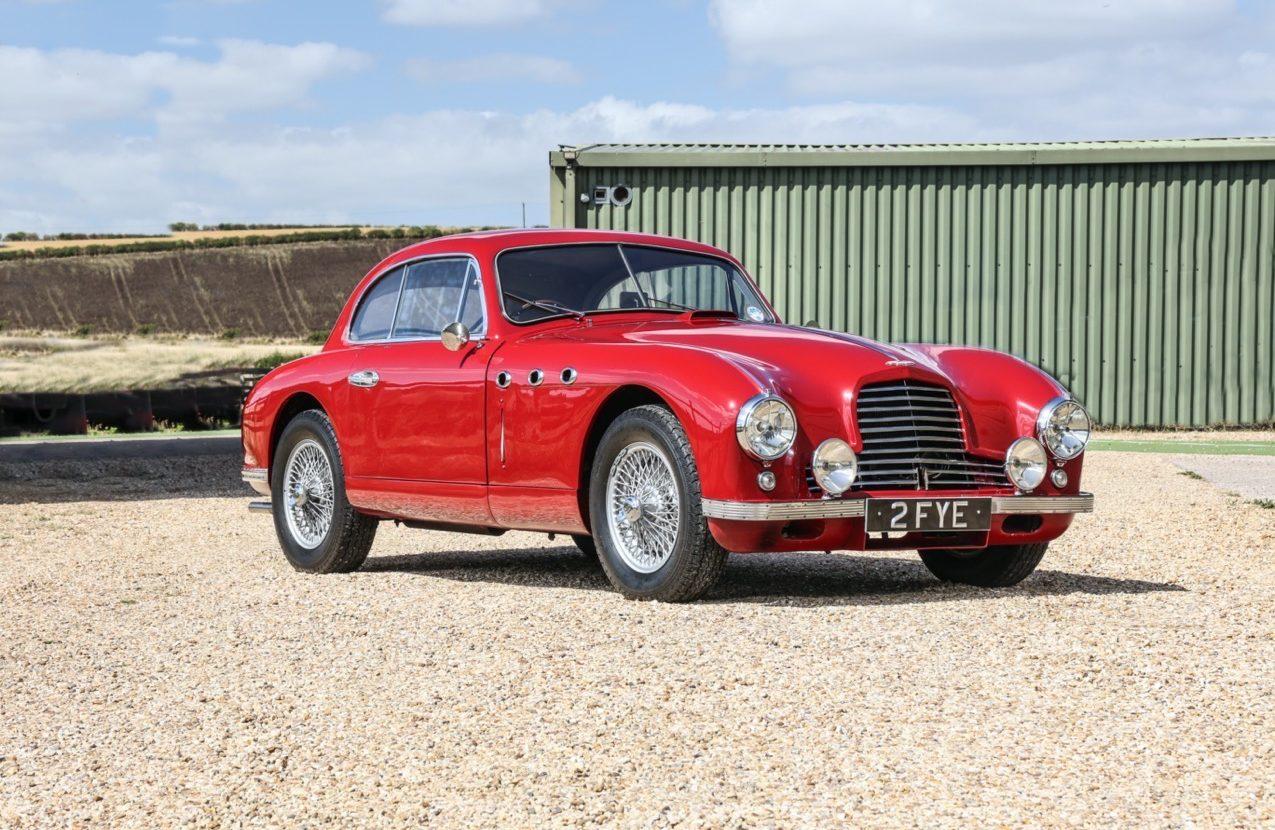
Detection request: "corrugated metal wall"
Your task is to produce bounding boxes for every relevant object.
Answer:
[557,161,1275,427]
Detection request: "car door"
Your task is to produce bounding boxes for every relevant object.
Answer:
[341,255,493,525]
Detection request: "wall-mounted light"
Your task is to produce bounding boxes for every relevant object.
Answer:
[581,184,633,207]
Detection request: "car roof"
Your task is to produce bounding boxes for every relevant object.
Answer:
[336,229,759,343]
[379,228,737,265]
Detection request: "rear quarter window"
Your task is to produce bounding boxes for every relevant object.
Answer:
[349,267,404,340]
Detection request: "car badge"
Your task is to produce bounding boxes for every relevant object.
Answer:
[885,359,914,367]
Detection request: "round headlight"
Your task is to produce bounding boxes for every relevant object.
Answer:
[812,438,857,496]
[736,394,797,461]
[1005,437,1048,492]
[1037,397,1092,461]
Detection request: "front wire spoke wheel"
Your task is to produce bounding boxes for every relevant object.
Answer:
[283,438,335,549]
[605,441,682,574]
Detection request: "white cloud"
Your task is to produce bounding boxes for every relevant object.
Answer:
[0,96,978,233]
[0,40,369,129]
[380,0,566,26]
[157,35,202,47]
[709,0,1275,139]
[406,53,579,85]
[157,40,370,125]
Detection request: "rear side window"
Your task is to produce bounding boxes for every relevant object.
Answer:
[349,267,404,340]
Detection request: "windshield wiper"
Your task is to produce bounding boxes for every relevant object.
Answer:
[642,296,696,312]
[502,290,586,321]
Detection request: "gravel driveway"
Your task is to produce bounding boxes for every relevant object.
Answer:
[1,453,1271,828]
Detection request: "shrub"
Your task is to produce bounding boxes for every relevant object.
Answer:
[73,324,93,337]
[219,328,239,340]
[251,351,306,370]
[168,222,199,232]
[305,329,329,345]
[4,231,39,241]
[134,323,156,336]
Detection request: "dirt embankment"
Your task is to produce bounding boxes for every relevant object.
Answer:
[0,239,407,338]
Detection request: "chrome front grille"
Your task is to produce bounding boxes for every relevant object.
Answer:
[849,380,1008,490]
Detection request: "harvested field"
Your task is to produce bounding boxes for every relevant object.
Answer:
[0,451,1271,827]
[0,239,408,338]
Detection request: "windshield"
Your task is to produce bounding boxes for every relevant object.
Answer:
[496,243,773,324]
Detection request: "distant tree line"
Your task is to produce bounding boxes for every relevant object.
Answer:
[3,231,167,241]
[167,222,377,232]
[0,226,499,261]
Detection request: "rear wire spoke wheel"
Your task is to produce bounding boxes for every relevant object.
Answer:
[271,409,377,573]
[589,405,727,602]
[282,439,335,549]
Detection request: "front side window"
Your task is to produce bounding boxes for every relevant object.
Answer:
[349,266,404,340]
[394,258,484,338]
[497,244,771,324]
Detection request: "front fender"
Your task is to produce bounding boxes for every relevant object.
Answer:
[897,344,1070,455]
[489,339,774,502]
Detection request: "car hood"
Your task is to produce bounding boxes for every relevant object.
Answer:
[627,319,921,381]
[528,315,1064,453]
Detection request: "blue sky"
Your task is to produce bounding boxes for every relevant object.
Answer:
[3,0,1273,233]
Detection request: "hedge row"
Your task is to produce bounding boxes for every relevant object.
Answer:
[0,226,498,261]
[168,222,369,232]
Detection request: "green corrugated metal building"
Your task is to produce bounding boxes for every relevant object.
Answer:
[549,138,1275,428]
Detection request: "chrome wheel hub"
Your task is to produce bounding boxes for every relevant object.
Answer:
[282,438,335,549]
[605,441,680,574]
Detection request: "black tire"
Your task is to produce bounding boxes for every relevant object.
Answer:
[271,409,377,573]
[918,542,1048,587]
[588,405,727,602]
[570,534,598,558]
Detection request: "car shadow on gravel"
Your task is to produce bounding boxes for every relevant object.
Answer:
[0,455,242,504]
[362,546,1185,606]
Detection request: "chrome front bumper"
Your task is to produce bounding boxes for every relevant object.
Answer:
[241,467,270,496]
[701,493,1094,521]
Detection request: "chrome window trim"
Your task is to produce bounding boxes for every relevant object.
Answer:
[492,241,775,327]
[345,252,488,345]
[701,492,1094,521]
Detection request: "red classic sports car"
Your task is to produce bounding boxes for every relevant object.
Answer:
[241,229,1093,601]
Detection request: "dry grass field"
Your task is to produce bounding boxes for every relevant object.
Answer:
[0,334,315,393]
[0,450,1270,827]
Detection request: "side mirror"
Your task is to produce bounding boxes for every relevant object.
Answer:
[441,321,470,351]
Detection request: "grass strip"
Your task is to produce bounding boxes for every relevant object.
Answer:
[1091,438,1275,456]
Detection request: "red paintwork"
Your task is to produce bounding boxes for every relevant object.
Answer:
[241,229,1086,552]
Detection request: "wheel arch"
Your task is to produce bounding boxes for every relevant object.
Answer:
[268,392,326,475]
[575,384,679,531]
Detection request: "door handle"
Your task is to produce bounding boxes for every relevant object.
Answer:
[347,370,379,388]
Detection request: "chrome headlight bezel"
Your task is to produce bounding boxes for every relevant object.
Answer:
[811,438,858,496]
[1036,396,1092,461]
[735,393,797,461]
[1005,437,1048,492]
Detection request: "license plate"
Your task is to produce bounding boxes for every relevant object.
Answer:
[865,497,991,533]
